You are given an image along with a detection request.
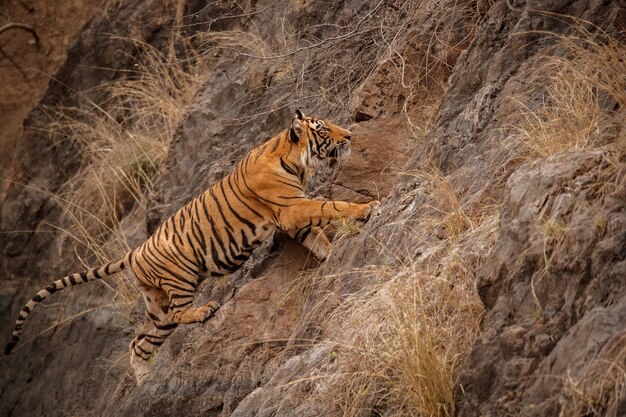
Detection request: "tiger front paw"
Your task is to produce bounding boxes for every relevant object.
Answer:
[358,200,381,222]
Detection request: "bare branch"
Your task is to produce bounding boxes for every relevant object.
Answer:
[0,22,40,45]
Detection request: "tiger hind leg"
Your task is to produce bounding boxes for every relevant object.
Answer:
[166,295,220,324]
[129,285,178,384]
[163,282,220,325]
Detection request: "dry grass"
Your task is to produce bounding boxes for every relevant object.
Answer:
[45,36,207,311]
[510,26,626,159]
[560,335,626,417]
[191,1,384,120]
[526,217,570,319]
[199,29,274,59]
[322,254,484,416]
[331,218,365,242]
[190,0,483,129]
[404,166,475,242]
[300,169,498,416]
[385,0,486,134]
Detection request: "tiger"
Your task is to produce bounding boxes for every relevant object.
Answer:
[4,110,380,383]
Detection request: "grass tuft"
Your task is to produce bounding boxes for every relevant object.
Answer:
[510,26,626,159]
[561,339,626,416]
[405,166,475,242]
[44,36,207,312]
[322,259,483,417]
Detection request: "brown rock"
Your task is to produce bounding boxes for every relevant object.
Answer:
[330,116,411,203]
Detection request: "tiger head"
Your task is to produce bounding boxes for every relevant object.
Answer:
[289,109,352,164]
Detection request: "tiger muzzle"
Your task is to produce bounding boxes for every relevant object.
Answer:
[329,142,350,158]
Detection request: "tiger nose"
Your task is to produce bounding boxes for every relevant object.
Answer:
[345,131,352,141]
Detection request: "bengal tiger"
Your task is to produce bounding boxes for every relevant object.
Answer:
[4,110,380,383]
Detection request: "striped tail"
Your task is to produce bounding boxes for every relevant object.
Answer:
[4,251,133,355]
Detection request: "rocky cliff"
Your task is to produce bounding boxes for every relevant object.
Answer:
[1,1,624,416]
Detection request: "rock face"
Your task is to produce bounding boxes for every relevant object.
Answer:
[459,151,626,416]
[1,0,624,416]
[418,1,626,414]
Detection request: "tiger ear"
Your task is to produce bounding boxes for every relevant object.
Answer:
[290,110,304,143]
